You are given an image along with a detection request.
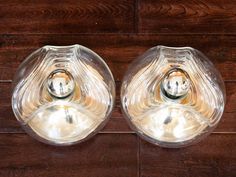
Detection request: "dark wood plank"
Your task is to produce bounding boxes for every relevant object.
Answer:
[139,0,236,34]
[0,34,236,81]
[0,0,135,34]
[140,134,236,177]
[0,81,235,133]
[103,117,132,132]
[0,133,138,177]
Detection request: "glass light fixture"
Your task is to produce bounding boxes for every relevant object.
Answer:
[121,46,225,148]
[12,45,115,146]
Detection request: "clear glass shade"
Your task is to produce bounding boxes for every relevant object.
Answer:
[121,46,225,148]
[12,45,115,145]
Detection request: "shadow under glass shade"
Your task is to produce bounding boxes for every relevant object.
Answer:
[12,45,115,146]
[121,46,225,148]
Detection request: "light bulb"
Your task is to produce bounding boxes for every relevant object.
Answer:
[47,69,75,98]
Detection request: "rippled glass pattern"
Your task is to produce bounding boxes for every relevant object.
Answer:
[12,45,115,145]
[121,46,225,148]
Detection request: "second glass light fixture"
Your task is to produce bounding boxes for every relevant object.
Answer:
[121,46,225,148]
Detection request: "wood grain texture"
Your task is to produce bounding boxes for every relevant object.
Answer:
[139,0,236,33]
[0,34,236,81]
[0,0,135,34]
[0,133,138,177]
[140,134,236,177]
[0,81,235,133]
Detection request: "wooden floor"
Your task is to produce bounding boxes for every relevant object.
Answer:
[0,0,236,176]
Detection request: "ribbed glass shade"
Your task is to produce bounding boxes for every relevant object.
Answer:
[121,46,225,148]
[12,45,115,146]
